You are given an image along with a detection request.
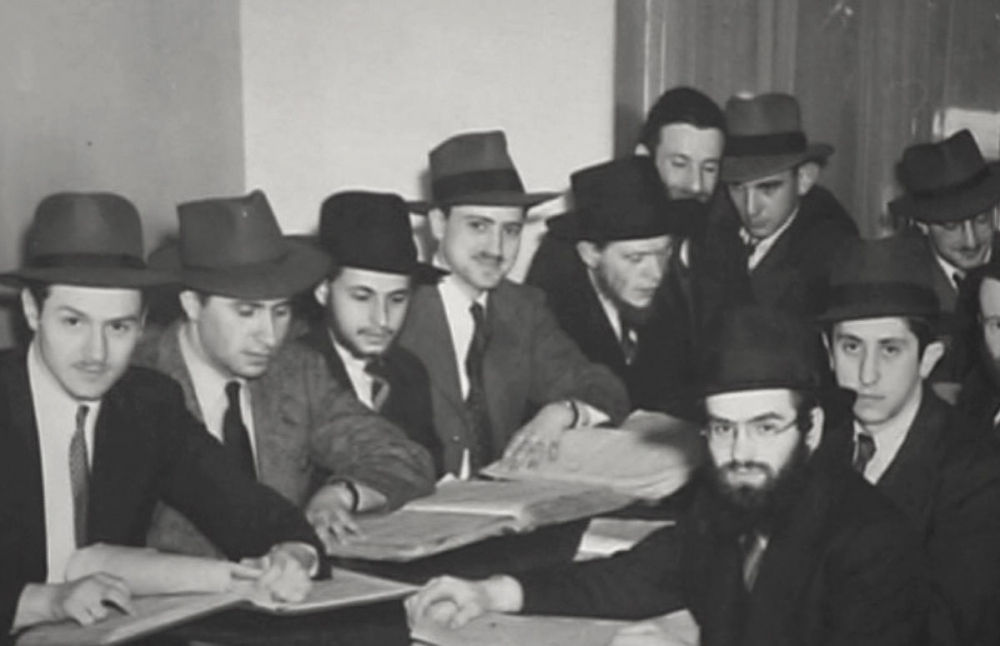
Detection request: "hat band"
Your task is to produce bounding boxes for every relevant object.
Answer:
[725,132,807,157]
[827,282,939,316]
[910,165,992,200]
[433,169,525,204]
[30,252,147,270]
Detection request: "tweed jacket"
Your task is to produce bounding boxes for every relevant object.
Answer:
[0,349,321,639]
[133,322,435,557]
[517,461,928,646]
[397,280,630,475]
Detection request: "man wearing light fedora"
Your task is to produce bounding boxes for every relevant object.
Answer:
[721,92,856,318]
[818,235,1000,646]
[136,189,435,555]
[0,193,324,634]
[407,306,927,646]
[397,130,629,477]
[302,190,445,475]
[538,156,705,418]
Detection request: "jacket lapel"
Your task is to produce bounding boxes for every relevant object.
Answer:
[407,285,467,416]
[299,325,355,397]
[153,322,206,424]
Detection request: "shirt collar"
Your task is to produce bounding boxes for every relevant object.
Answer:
[742,207,800,249]
[586,270,623,339]
[178,323,243,398]
[853,385,923,462]
[437,268,489,311]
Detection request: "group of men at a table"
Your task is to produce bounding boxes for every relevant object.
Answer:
[3,85,1000,646]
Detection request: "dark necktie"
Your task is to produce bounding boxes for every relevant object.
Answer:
[741,532,766,591]
[223,381,256,479]
[69,405,90,547]
[619,315,638,365]
[365,360,391,412]
[853,432,876,474]
[953,271,965,292]
[465,303,495,468]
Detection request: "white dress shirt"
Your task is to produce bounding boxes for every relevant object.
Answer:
[743,209,800,271]
[436,272,489,399]
[28,341,101,582]
[587,272,636,351]
[331,334,377,409]
[854,387,923,484]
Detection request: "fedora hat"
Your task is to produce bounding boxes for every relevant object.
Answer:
[149,189,329,300]
[888,130,1000,224]
[1,192,171,288]
[818,234,939,323]
[720,93,833,184]
[702,305,822,396]
[547,156,704,241]
[420,130,557,209]
[318,191,445,283]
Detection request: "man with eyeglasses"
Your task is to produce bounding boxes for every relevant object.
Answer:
[819,235,1000,646]
[406,306,927,646]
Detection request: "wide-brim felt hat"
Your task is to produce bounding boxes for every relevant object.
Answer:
[547,156,704,241]
[0,192,173,288]
[317,190,446,284]
[720,93,833,184]
[817,234,939,323]
[888,130,1000,224]
[148,189,329,300]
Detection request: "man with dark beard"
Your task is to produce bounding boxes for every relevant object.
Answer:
[537,157,704,418]
[406,306,928,646]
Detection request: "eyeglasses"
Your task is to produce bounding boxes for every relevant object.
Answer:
[703,417,799,443]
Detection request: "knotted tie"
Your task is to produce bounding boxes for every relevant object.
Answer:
[69,405,90,547]
[365,360,391,412]
[619,315,638,365]
[223,381,256,479]
[466,302,494,468]
[740,532,767,591]
[853,432,876,474]
[953,271,965,292]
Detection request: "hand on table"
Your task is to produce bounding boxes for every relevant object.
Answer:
[238,542,316,603]
[405,575,523,629]
[23,573,134,627]
[607,620,697,646]
[305,482,364,551]
[501,401,576,470]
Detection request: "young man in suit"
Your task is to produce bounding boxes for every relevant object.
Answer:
[397,130,630,477]
[304,190,446,475]
[819,235,1000,646]
[406,306,928,646]
[0,193,321,635]
[136,190,435,554]
[537,156,705,418]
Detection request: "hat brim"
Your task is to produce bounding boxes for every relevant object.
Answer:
[720,144,834,183]
[888,166,1000,224]
[410,191,560,211]
[0,266,175,289]
[148,239,330,300]
[285,234,448,284]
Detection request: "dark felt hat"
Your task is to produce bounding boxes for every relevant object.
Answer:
[888,130,1000,224]
[148,189,329,300]
[547,156,704,241]
[702,305,822,396]
[720,93,833,183]
[818,234,939,322]
[1,192,172,288]
[317,191,445,283]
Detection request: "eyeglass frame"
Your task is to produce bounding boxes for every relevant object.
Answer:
[701,415,803,444]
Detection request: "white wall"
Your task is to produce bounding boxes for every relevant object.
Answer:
[241,0,616,233]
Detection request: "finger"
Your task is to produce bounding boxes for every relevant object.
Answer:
[426,599,459,625]
[449,600,483,628]
[102,586,134,616]
[229,561,266,580]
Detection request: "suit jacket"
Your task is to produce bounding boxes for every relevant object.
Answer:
[298,325,445,476]
[132,322,436,557]
[0,349,321,638]
[397,280,630,475]
[517,461,927,646]
[958,362,1000,440]
[822,388,1000,646]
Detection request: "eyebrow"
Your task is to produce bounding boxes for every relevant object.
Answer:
[708,412,784,425]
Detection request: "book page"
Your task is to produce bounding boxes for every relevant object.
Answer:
[403,480,617,522]
[248,568,416,614]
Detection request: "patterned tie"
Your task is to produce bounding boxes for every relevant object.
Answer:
[365,360,391,412]
[223,381,256,479]
[740,532,767,591]
[465,302,495,468]
[853,432,876,474]
[69,405,90,547]
[619,314,638,365]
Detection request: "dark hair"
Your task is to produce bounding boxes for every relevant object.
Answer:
[825,316,938,355]
[22,280,51,310]
[789,390,820,433]
[638,87,727,154]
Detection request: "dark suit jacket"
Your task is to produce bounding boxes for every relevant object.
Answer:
[822,388,1000,646]
[958,362,1000,440]
[298,325,445,476]
[0,349,321,637]
[397,280,630,475]
[517,461,927,646]
[132,323,436,557]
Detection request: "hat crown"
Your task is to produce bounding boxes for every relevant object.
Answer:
[898,129,989,195]
[318,191,418,274]
[725,93,804,138]
[27,192,144,262]
[176,190,287,269]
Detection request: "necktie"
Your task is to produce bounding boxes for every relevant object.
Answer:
[465,302,494,468]
[365,360,391,412]
[69,405,90,547]
[853,432,876,474]
[223,381,256,479]
[740,532,767,591]
[619,315,638,365]
[953,271,965,292]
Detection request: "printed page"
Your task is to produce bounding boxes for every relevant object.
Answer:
[248,568,416,614]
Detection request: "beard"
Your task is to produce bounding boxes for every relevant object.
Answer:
[592,267,658,328]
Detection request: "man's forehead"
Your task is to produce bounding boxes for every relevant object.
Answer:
[705,388,796,418]
[204,293,291,309]
[833,317,913,340]
[657,123,724,157]
[334,266,411,291]
[604,236,674,254]
[44,284,143,316]
[447,203,525,221]
[728,168,794,189]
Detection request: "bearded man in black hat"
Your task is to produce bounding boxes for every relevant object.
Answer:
[538,156,705,418]
[406,306,927,646]
[819,234,1000,646]
[301,191,445,475]
[0,193,325,635]
[135,190,435,556]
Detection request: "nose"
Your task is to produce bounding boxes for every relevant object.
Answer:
[486,227,504,258]
[643,255,665,285]
[370,297,389,328]
[859,348,879,387]
[84,327,108,364]
[256,312,279,349]
[962,220,977,247]
[729,426,756,463]
[689,169,704,197]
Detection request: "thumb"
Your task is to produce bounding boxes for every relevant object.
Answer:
[229,561,265,580]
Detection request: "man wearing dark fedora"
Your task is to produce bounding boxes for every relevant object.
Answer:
[397,130,629,477]
[406,306,927,646]
[0,193,325,635]
[301,190,445,475]
[136,189,435,555]
[818,234,1000,646]
[721,92,855,317]
[538,156,705,418]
